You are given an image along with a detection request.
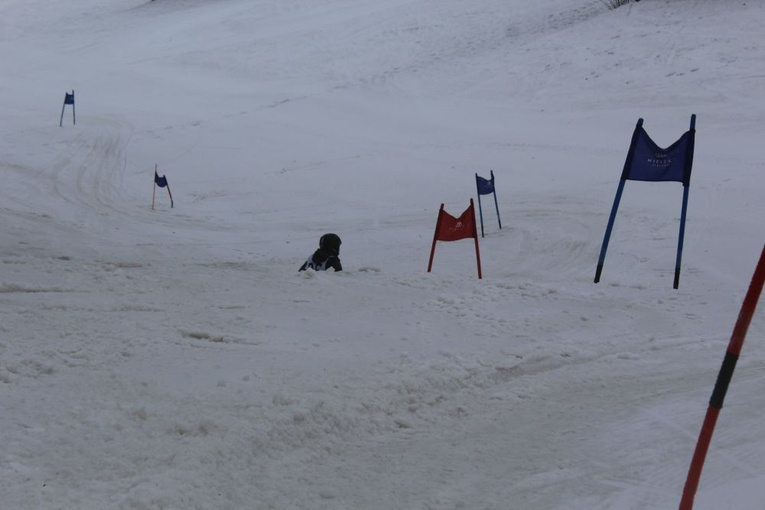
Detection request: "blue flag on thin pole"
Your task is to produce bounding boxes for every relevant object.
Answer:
[595,115,696,288]
[155,171,168,188]
[60,90,75,127]
[476,174,495,195]
[475,170,502,238]
[152,165,174,209]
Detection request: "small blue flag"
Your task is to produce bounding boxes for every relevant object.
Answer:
[476,174,494,195]
[64,92,74,105]
[155,171,168,188]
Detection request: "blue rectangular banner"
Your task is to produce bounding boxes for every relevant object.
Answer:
[625,127,694,185]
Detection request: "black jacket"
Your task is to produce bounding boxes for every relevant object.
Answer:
[299,248,342,272]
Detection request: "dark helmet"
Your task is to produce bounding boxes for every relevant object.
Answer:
[319,233,341,254]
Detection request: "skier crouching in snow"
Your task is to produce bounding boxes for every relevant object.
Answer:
[299,233,343,272]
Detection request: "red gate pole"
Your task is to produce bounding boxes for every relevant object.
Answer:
[679,245,765,510]
[427,204,444,273]
[468,199,482,279]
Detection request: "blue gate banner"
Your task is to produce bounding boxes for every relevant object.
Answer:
[155,171,168,188]
[476,174,494,195]
[623,126,695,185]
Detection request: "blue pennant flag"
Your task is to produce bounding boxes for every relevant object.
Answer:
[155,171,168,188]
[623,126,695,185]
[476,174,494,195]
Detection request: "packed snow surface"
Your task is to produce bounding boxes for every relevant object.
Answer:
[1,0,764,508]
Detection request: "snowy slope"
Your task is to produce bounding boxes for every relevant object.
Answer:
[1,0,765,508]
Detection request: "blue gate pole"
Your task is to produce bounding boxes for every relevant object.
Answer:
[674,185,690,289]
[491,170,502,229]
[674,114,696,289]
[595,179,626,283]
[476,173,486,238]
